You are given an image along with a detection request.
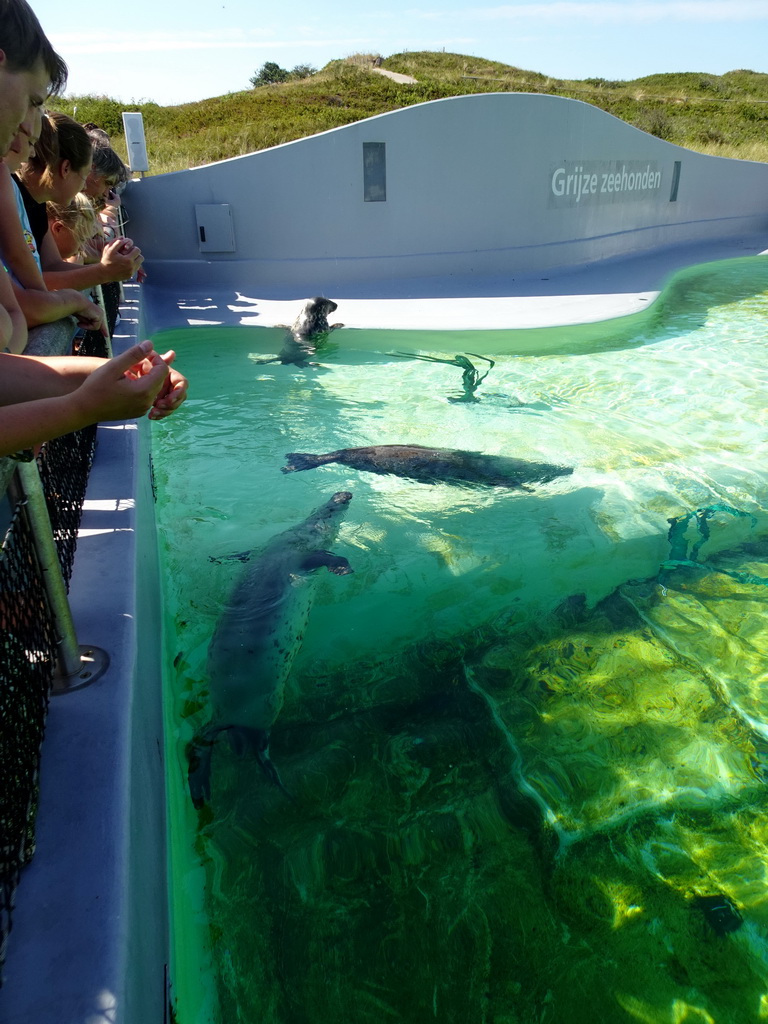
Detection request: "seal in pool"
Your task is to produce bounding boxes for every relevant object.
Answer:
[186,491,353,809]
[282,444,573,490]
[258,296,344,366]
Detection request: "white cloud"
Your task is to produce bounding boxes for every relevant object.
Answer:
[50,30,370,56]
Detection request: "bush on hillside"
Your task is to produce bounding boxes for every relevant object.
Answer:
[250,62,317,88]
[250,62,289,87]
[53,95,127,138]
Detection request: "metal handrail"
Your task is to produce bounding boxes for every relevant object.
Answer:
[8,460,109,693]
[92,283,114,358]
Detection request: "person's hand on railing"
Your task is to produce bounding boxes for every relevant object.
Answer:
[69,293,107,336]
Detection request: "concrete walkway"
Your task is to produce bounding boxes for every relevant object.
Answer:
[371,67,417,85]
[0,287,168,1024]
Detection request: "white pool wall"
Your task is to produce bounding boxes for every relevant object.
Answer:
[126,92,768,322]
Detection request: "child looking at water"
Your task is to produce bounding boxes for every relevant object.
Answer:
[46,192,99,261]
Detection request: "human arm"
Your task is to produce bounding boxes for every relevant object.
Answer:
[0,341,182,456]
[0,164,46,292]
[40,232,143,288]
[0,265,28,353]
[99,204,120,240]
[12,281,106,333]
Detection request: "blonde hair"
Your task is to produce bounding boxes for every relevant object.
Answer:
[46,192,99,248]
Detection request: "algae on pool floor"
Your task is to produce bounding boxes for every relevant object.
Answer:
[188,533,768,1024]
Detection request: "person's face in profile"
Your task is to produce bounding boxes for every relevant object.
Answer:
[0,52,49,158]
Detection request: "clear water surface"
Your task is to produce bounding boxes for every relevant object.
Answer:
[151,256,768,1024]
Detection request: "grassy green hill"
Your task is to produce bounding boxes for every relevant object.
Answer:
[48,52,768,175]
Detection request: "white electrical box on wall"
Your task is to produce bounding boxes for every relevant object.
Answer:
[121,112,149,173]
[194,204,236,253]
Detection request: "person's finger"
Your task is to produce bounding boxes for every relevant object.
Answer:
[155,381,186,406]
[111,340,156,376]
[148,392,184,419]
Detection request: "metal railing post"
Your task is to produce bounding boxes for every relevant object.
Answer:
[9,460,109,693]
[92,283,114,357]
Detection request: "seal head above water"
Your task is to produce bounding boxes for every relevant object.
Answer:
[258,296,344,366]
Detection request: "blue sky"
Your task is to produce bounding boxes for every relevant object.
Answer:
[33,0,768,107]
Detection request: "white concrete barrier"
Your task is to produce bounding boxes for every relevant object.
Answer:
[125,92,768,292]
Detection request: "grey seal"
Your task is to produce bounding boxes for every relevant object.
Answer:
[282,444,573,490]
[259,296,344,366]
[187,491,353,808]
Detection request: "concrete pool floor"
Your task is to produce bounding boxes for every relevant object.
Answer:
[2,230,768,1023]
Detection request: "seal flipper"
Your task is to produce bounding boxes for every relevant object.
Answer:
[281,452,335,473]
[208,549,252,565]
[186,724,223,810]
[300,550,353,575]
[222,727,294,801]
[187,725,294,807]
[253,728,294,801]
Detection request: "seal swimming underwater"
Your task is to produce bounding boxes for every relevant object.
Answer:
[282,445,573,490]
[257,296,344,366]
[187,491,354,809]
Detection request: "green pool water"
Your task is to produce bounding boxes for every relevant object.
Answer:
[151,256,768,1024]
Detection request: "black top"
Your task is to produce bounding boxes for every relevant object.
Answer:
[13,175,48,252]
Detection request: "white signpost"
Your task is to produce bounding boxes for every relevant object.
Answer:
[121,112,149,175]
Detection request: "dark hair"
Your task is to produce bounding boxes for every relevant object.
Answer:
[0,0,68,95]
[82,121,110,141]
[91,144,128,184]
[84,125,111,149]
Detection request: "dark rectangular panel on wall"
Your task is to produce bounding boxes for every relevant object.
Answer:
[670,161,682,202]
[363,142,386,202]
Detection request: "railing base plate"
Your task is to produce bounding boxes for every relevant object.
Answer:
[52,646,110,694]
